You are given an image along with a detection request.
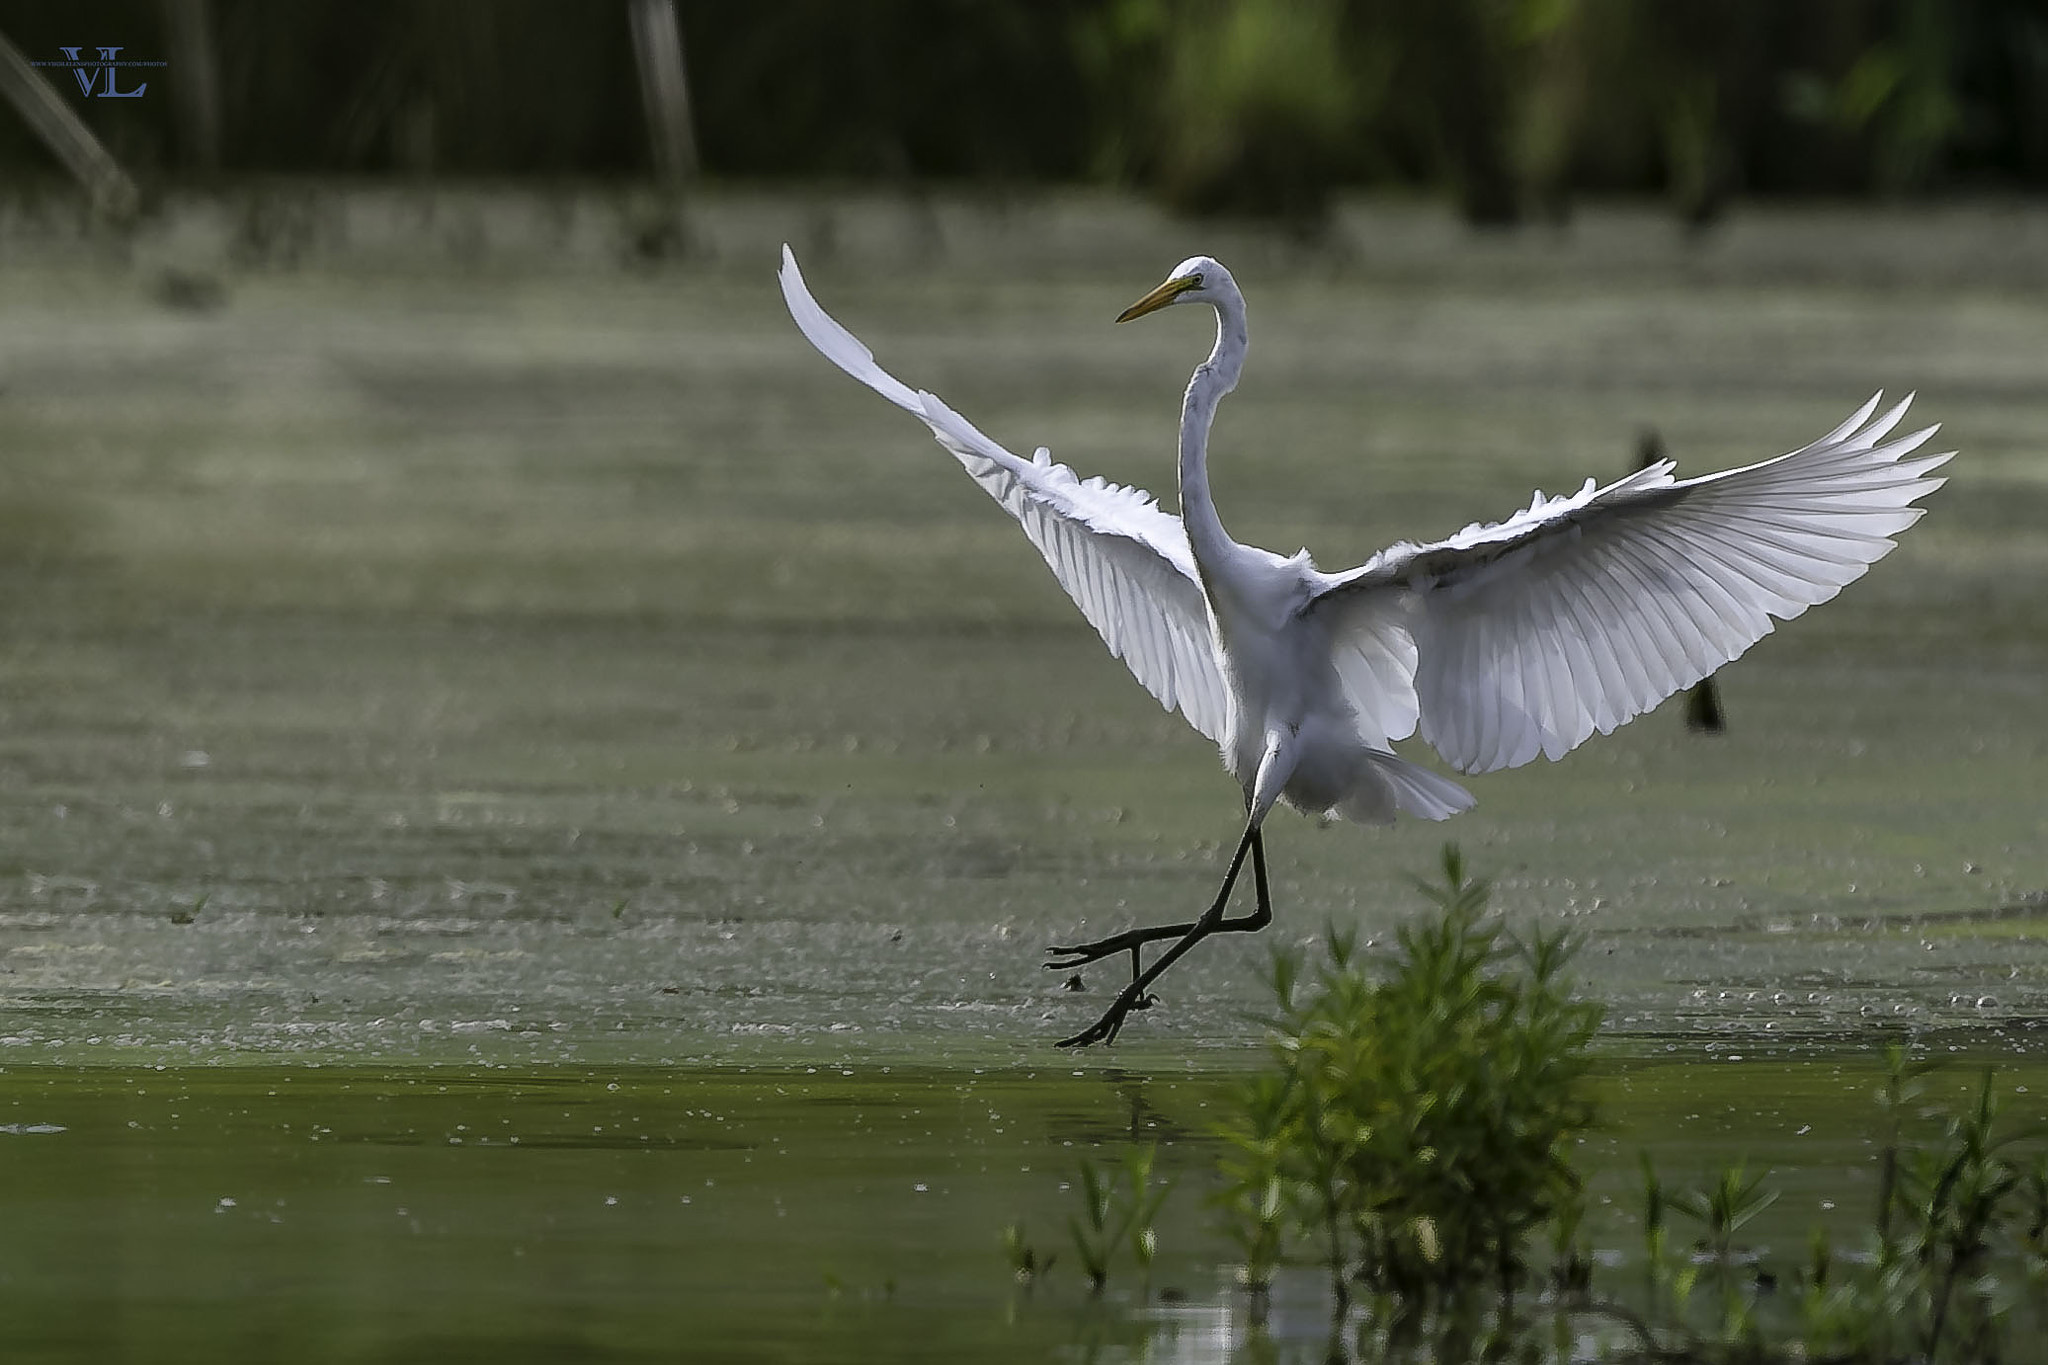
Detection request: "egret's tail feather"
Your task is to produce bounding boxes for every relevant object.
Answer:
[1331,751,1476,825]
[1368,751,1477,823]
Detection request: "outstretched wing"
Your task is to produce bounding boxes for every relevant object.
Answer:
[1307,394,1952,774]
[778,246,1229,743]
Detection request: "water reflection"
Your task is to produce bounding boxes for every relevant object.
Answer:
[1,1054,2036,1362]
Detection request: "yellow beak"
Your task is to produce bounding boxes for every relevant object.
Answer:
[1116,274,1201,323]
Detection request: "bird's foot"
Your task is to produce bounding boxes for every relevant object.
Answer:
[1055,982,1157,1049]
[1047,926,1169,971]
[1045,940,1116,971]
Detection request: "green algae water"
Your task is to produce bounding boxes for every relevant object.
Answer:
[5,1054,2045,1363]
[2,192,2046,1358]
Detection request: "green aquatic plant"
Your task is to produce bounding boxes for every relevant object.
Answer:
[1306,847,1599,1301]
[1637,1064,2040,1365]
[1030,849,2048,1363]
[1000,1222,1054,1285]
[1067,1145,1173,1295]
[1211,1068,1294,1302]
[1671,1160,1779,1267]
[1639,1151,1674,1318]
[1212,848,2047,1362]
[1898,1069,2019,1361]
[1213,843,1605,1337]
[1874,1040,1936,1246]
[1668,1160,1778,1350]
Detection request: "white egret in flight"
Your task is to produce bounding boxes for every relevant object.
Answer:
[777,246,1951,1048]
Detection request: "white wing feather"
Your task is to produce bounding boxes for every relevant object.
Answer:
[778,246,1229,743]
[1309,393,1951,774]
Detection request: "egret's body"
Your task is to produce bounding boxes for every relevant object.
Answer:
[778,247,1951,1047]
[1204,523,1427,826]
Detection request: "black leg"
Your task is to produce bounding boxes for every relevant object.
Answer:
[1247,825,1271,931]
[1045,827,1273,972]
[1054,817,1269,1048]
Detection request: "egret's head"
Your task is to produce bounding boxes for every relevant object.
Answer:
[1116,256,1235,323]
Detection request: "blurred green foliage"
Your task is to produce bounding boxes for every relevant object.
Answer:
[2,1,2048,218]
[1077,0,1371,220]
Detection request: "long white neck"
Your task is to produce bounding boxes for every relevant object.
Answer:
[1178,290,1248,574]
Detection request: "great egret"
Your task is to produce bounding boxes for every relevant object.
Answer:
[777,246,1951,1048]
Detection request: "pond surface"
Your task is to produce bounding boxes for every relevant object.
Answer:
[0,191,2045,1357]
[5,1052,2043,1364]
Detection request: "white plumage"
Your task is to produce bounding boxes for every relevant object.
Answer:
[778,250,1229,744]
[1314,391,1950,774]
[778,245,1951,1047]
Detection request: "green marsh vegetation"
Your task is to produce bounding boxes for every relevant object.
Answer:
[1065,1143,1173,1295]
[1625,1052,2048,1364]
[1040,850,2048,1362]
[1213,846,1601,1319]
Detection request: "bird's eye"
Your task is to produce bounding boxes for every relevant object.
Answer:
[1188,273,1205,289]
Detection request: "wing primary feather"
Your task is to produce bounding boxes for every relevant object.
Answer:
[1574,549,1661,717]
[1630,527,1744,671]
[1518,593,1559,765]
[1812,391,1885,449]
[1559,558,1641,725]
[1599,543,1691,696]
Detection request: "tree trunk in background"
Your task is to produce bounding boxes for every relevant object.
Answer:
[160,0,221,174]
[1652,0,1773,232]
[1425,0,1519,227]
[627,0,697,186]
[0,27,141,216]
